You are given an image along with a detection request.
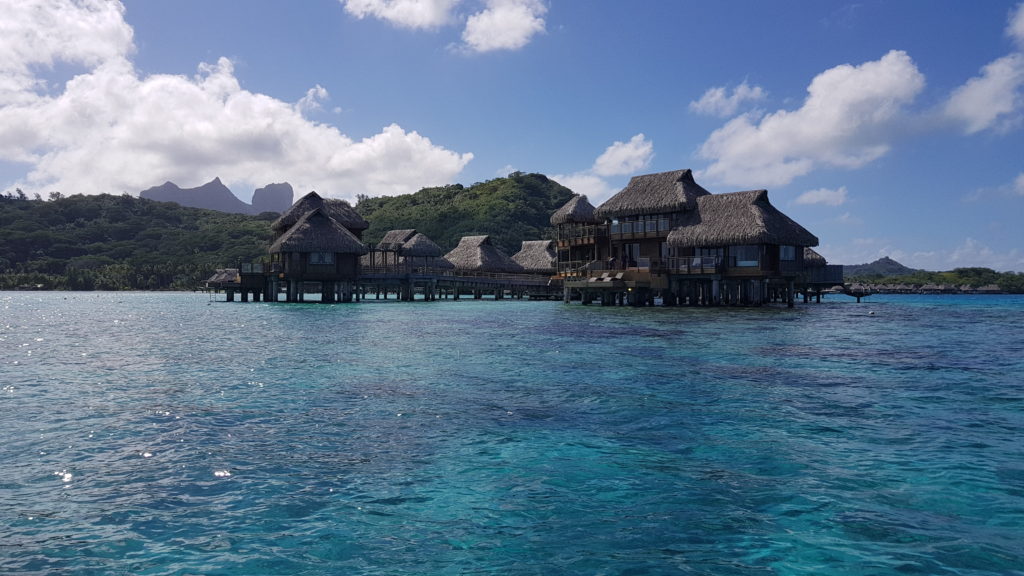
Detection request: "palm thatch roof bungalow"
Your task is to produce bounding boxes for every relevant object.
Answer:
[268,206,368,302]
[364,229,451,270]
[512,240,557,274]
[443,235,523,273]
[551,194,603,276]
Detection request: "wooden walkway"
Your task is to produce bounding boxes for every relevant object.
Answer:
[207,264,561,302]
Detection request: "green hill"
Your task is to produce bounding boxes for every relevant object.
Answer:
[0,193,274,290]
[1,173,575,290]
[843,256,921,278]
[355,172,574,255]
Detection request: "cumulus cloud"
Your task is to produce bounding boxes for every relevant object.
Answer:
[1015,172,1024,195]
[461,0,547,53]
[0,0,133,103]
[339,0,546,52]
[944,54,1024,134]
[689,82,766,117]
[552,133,653,205]
[794,186,848,206]
[592,134,654,177]
[1,0,472,200]
[943,5,1024,134]
[697,50,925,189]
[340,0,459,29]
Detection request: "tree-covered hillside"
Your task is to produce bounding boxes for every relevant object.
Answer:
[356,172,574,255]
[0,193,273,290]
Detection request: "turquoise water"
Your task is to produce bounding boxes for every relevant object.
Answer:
[1,292,1022,575]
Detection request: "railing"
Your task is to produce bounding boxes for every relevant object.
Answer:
[666,256,723,274]
[609,219,670,236]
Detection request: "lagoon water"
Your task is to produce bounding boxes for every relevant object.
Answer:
[1,291,1023,575]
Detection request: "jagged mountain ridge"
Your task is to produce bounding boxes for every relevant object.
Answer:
[139,178,294,215]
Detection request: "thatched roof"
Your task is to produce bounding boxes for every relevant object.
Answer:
[595,169,711,219]
[269,208,368,254]
[443,235,523,273]
[512,240,556,273]
[401,233,443,257]
[550,194,599,225]
[375,229,443,257]
[272,191,369,233]
[206,268,239,284]
[377,229,417,251]
[666,190,819,248]
[804,248,827,267]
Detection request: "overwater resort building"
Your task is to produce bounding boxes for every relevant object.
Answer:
[211,168,840,306]
[552,169,842,306]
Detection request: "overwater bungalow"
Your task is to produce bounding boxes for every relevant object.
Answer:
[361,229,450,300]
[268,207,367,302]
[556,168,842,306]
[550,194,602,276]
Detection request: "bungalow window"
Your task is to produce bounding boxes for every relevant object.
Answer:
[780,245,797,261]
[309,252,335,265]
[731,245,760,267]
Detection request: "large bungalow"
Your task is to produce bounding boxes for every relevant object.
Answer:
[553,169,842,306]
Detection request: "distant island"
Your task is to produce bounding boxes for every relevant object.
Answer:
[843,256,1021,293]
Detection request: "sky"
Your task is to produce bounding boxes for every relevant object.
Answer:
[3,0,1024,271]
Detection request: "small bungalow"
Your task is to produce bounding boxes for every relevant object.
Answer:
[550,194,602,276]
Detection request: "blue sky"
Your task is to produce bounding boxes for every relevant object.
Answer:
[3,1,1024,271]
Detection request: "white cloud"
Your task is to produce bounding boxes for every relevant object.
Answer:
[943,5,1024,134]
[0,0,473,201]
[944,53,1024,134]
[1008,3,1024,48]
[689,82,766,117]
[795,186,848,206]
[592,134,654,177]
[551,133,653,206]
[340,0,460,29]
[0,0,133,104]
[295,84,329,114]
[548,172,615,205]
[1015,172,1024,195]
[462,0,546,53]
[697,50,925,189]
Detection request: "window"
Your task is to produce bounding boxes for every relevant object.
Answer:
[309,252,334,265]
[731,245,760,267]
[780,245,797,261]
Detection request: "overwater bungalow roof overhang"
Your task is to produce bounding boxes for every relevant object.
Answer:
[269,208,368,255]
[666,190,819,248]
[594,169,711,220]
